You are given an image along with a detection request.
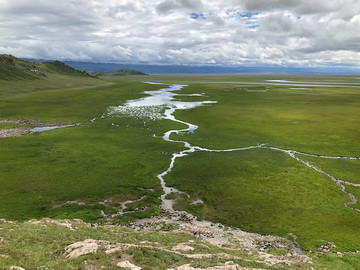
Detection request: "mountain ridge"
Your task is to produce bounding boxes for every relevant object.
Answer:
[92,68,147,76]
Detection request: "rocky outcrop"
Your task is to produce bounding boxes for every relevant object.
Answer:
[117,261,142,270]
[0,54,16,65]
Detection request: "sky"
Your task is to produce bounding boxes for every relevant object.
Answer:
[1,0,360,67]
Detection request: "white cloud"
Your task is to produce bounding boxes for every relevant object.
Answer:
[0,0,359,67]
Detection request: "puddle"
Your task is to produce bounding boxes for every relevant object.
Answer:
[30,124,77,133]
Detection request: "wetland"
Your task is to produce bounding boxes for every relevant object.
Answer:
[1,74,360,261]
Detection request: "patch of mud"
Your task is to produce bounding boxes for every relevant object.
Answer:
[0,119,76,138]
[0,128,30,138]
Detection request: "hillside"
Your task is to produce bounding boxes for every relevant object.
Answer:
[0,54,46,80]
[92,68,148,76]
[0,54,103,98]
[0,54,96,80]
[2,210,359,269]
[0,211,326,270]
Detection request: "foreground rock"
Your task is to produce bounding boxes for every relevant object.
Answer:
[60,210,312,268]
[1,215,319,269]
[127,210,311,266]
[117,260,142,270]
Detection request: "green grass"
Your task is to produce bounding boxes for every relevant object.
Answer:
[0,123,24,129]
[1,74,360,257]
[298,155,360,184]
[1,218,359,269]
[170,82,360,156]
[314,253,360,270]
[145,74,360,251]
[0,78,184,222]
[0,219,193,269]
[165,149,360,251]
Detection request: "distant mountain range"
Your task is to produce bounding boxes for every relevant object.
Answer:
[22,58,360,75]
[91,69,147,76]
[63,61,360,75]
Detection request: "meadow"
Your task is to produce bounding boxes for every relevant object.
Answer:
[0,78,184,222]
[1,74,360,258]
[154,75,360,251]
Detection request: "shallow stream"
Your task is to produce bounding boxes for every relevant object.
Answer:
[106,81,360,254]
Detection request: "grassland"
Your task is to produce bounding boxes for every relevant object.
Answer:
[1,72,360,268]
[0,77,186,223]
[145,74,360,251]
[165,149,360,251]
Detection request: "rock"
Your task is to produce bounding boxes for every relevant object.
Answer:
[0,218,7,223]
[0,54,16,65]
[172,243,194,252]
[167,262,246,270]
[10,267,26,270]
[117,260,142,270]
[64,239,109,258]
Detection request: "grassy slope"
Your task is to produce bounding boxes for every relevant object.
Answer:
[0,219,359,270]
[0,219,306,270]
[0,55,105,98]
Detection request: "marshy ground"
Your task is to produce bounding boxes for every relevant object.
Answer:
[1,74,360,269]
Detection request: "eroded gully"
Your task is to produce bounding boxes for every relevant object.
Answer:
[111,82,360,214]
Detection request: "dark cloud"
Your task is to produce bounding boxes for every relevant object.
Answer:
[239,0,351,15]
[156,0,203,14]
[0,0,359,67]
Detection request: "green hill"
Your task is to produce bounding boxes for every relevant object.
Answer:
[0,54,104,98]
[0,54,96,80]
[0,54,46,80]
[92,68,147,76]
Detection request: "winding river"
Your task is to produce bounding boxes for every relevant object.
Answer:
[109,82,360,214]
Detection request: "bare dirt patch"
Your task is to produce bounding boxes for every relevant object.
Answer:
[0,128,30,138]
[0,119,65,138]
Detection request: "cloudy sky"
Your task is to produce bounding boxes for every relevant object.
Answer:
[1,0,360,67]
